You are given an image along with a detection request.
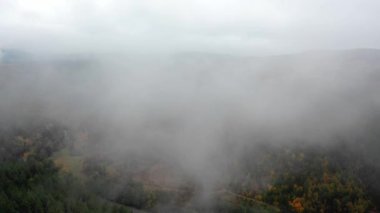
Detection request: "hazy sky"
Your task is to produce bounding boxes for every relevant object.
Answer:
[1,0,380,55]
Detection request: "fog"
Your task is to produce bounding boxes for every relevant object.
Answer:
[1,49,380,201]
[2,0,380,55]
[1,1,380,211]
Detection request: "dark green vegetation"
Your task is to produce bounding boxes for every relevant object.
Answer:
[1,122,379,212]
[0,124,131,213]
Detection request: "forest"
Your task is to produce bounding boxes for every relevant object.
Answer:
[1,49,380,212]
[1,117,379,212]
[3,0,380,212]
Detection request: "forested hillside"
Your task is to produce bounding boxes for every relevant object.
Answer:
[1,50,380,212]
[1,118,379,212]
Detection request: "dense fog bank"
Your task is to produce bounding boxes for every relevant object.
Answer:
[1,49,380,175]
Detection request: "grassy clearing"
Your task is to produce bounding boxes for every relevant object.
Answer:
[52,148,84,177]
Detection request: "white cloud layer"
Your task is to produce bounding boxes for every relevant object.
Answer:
[1,0,380,55]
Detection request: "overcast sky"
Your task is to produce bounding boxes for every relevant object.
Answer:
[1,0,380,55]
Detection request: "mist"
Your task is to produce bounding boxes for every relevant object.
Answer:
[1,1,380,212]
[1,49,380,196]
